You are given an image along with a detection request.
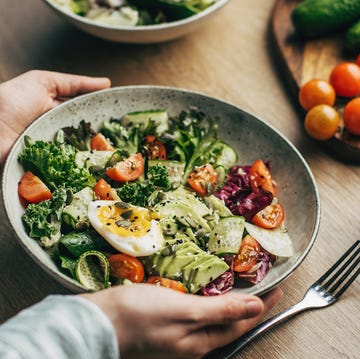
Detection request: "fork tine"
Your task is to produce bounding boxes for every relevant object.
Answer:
[333,266,360,299]
[315,240,360,288]
[323,242,360,291]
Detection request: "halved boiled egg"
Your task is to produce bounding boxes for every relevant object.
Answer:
[88,200,164,257]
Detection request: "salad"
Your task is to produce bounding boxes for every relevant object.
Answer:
[52,0,218,27]
[17,109,293,295]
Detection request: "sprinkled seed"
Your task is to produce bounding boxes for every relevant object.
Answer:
[115,219,132,227]
[121,209,133,219]
[115,201,131,209]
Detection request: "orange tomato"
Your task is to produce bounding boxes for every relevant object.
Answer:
[304,104,339,141]
[143,134,166,160]
[146,276,187,293]
[329,62,360,98]
[90,133,114,151]
[18,171,52,204]
[343,97,360,136]
[250,159,277,196]
[252,203,285,229]
[186,164,218,196]
[233,235,261,273]
[108,253,145,283]
[106,153,144,183]
[298,79,336,111]
[93,178,120,200]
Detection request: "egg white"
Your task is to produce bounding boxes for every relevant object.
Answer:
[88,200,164,257]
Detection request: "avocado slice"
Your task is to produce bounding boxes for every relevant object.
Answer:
[190,256,229,294]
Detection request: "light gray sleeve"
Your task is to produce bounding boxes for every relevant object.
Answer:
[0,295,119,359]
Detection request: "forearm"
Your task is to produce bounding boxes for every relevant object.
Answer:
[0,295,119,359]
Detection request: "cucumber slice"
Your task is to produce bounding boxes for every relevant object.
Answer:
[75,250,110,291]
[208,216,245,255]
[215,142,238,169]
[207,216,245,255]
[121,110,169,134]
[244,222,293,257]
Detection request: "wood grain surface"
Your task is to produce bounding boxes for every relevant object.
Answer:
[0,1,359,358]
[272,0,360,163]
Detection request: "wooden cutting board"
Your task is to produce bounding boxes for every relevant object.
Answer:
[271,0,360,163]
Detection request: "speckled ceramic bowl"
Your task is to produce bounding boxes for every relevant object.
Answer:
[2,86,320,295]
[43,0,229,43]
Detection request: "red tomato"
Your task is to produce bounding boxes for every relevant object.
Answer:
[298,79,336,111]
[343,97,360,136]
[233,235,261,273]
[357,54,360,67]
[108,253,145,283]
[252,203,285,229]
[329,62,360,98]
[90,133,114,151]
[18,171,52,204]
[143,134,166,160]
[106,153,144,182]
[93,178,119,200]
[146,276,187,293]
[304,104,340,141]
[186,164,218,196]
[250,159,277,196]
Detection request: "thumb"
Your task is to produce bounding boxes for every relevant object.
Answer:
[187,293,264,328]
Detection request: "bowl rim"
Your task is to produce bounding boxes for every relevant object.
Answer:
[43,0,230,31]
[2,84,321,296]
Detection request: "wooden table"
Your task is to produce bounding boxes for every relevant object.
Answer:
[0,1,359,358]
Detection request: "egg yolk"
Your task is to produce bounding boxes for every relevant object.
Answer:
[97,204,156,237]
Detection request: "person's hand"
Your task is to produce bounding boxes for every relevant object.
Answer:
[0,70,111,163]
[82,283,282,359]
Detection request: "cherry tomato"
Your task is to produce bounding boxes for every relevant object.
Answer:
[233,235,261,273]
[146,276,188,293]
[298,79,336,111]
[186,164,218,196]
[106,153,144,183]
[304,104,340,141]
[252,203,285,229]
[143,134,166,160]
[329,62,360,98]
[250,159,277,196]
[108,253,145,283]
[343,97,360,136]
[90,133,114,151]
[93,178,120,200]
[18,171,52,204]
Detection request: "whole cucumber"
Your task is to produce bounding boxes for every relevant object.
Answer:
[345,19,360,52]
[291,0,360,38]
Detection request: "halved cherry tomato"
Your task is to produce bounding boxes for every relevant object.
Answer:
[250,159,277,196]
[233,235,261,273]
[329,62,360,98]
[106,153,144,183]
[143,134,166,160]
[108,253,145,283]
[93,178,120,200]
[18,171,52,204]
[298,79,336,111]
[304,104,340,141]
[343,97,360,136]
[146,276,187,293]
[186,164,218,196]
[90,133,114,151]
[252,203,285,229]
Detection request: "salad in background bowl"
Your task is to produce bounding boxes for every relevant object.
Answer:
[43,0,229,43]
[2,86,320,296]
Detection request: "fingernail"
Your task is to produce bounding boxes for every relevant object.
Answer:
[245,300,263,316]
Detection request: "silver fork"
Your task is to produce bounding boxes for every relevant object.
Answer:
[204,240,360,359]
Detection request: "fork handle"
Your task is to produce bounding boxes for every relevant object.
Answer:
[203,301,308,359]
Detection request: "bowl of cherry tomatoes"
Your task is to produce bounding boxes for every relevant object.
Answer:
[298,57,360,161]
